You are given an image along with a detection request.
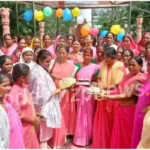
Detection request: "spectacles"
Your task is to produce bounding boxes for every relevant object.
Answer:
[123,55,131,57]
[68,38,73,41]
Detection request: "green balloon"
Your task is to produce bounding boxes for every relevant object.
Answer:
[43,7,53,17]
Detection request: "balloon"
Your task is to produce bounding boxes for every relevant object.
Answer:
[110,25,121,35]
[117,32,125,42]
[100,30,108,38]
[35,10,44,21]
[120,28,125,33]
[23,9,33,21]
[63,8,72,21]
[81,24,90,36]
[90,28,99,36]
[77,16,84,24]
[43,7,53,17]
[72,7,80,17]
[56,8,63,18]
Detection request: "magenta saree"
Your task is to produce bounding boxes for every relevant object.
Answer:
[73,63,100,146]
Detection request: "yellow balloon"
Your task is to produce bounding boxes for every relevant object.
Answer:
[72,7,80,17]
[81,24,90,36]
[35,11,44,21]
[110,25,121,35]
[120,28,125,33]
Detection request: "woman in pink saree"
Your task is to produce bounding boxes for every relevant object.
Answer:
[98,56,147,148]
[122,49,134,74]
[131,59,150,148]
[8,63,40,149]
[73,48,100,146]
[43,34,57,58]
[137,32,150,52]
[120,34,138,56]
[48,45,78,148]
[68,40,83,64]
[0,72,25,149]
[0,34,17,62]
[91,47,126,148]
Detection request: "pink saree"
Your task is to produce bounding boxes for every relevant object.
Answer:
[45,36,60,58]
[137,32,150,52]
[8,84,40,149]
[73,63,100,146]
[120,34,139,56]
[4,100,25,149]
[110,73,147,148]
[131,76,150,148]
[0,43,18,63]
[48,61,78,148]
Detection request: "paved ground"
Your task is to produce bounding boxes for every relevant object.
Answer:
[49,136,90,149]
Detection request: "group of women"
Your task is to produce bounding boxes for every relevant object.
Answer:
[0,31,150,149]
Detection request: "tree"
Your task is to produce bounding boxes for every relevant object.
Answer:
[92,1,150,37]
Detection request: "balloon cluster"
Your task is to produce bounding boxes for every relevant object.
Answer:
[23,6,53,22]
[99,25,125,42]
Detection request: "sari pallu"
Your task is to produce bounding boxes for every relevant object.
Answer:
[137,32,150,52]
[48,61,78,148]
[110,73,147,149]
[0,105,10,149]
[8,84,40,149]
[137,109,150,149]
[0,43,18,63]
[5,101,25,149]
[131,77,150,148]
[91,61,126,148]
[73,63,100,147]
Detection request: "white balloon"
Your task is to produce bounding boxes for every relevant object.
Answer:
[34,9,38,14]
[77,16,84,24]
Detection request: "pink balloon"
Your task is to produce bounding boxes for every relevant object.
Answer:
[90,28,99,35]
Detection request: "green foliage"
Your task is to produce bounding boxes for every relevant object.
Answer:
[0,1,76,38]
[92,1,150,36]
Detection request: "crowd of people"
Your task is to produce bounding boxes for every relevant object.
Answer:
[0,31,150,149]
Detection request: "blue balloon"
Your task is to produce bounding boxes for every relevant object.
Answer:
[63,8,72,21]
[100,30,108,38]
[23,9,33,21]
[117,32,125,42]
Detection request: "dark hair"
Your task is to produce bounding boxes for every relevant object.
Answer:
[67,34,75,42]
[13,34,21,42]
[122,49,134,58]
[145,41,150,47]
[96,44,105,50]
[129,56,143,66]
[0,55,12,68]
[117,46,124,51]
[18,38,26,43]
[12,63,30,82]
[59,35,66,41]
[83,47,93,56]
[0,72,10,84]
[104,47,117,59]
[36,50,52,64]
[139,51,146,57]
[57,45,69,53]
[34,47,42,53]
[91,36,97,47]
[106,32,115,39]
[4,33,13,40]
[43,34,51,41]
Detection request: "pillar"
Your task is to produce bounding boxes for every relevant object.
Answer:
[0,7,10,37]
[39,21,45,47]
